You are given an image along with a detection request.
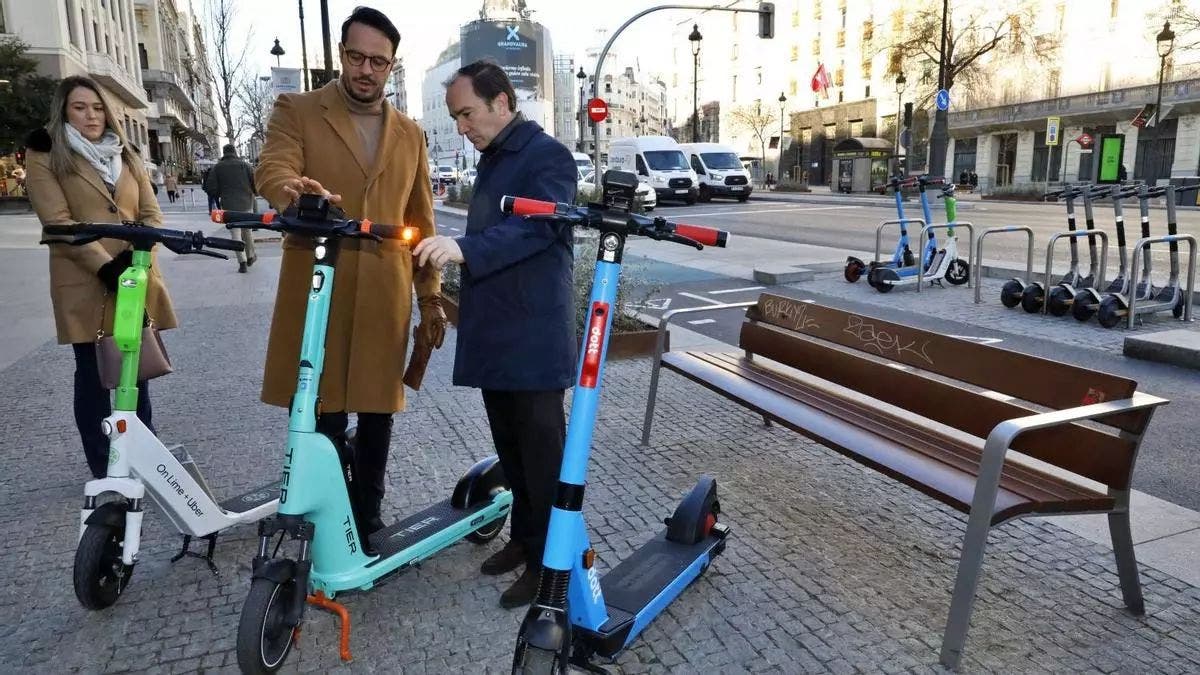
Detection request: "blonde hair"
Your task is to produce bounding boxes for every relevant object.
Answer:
[46,76,144,180]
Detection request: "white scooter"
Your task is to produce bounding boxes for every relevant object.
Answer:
[44,222,281,610]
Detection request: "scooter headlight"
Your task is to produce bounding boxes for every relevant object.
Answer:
[101,420,113,437]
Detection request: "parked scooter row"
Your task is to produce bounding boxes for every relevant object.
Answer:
[45,171,732,675]
[992,182,1197,329]
[844,175,970,292]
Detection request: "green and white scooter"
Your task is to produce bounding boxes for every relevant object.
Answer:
[214,196,511,674]
[42,222,281,610]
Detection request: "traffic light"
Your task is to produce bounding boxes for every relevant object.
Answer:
[758,2,775,39]
[903,102,913,128]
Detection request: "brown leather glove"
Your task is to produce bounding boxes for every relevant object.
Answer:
[415,304,447,349]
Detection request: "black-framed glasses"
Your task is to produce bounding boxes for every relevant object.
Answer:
[342,47,393,73]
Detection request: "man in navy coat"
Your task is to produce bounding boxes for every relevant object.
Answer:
[414,60,577,608]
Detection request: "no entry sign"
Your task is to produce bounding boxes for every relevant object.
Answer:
[587,98,608,123]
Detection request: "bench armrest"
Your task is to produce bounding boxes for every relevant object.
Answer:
[653,301,759,361]
[972,392,1169,520]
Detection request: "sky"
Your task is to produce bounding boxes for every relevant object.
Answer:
[222,0,690,119]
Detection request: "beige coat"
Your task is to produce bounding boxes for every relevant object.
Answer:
[25,145,177,345]
[255,83,438,414]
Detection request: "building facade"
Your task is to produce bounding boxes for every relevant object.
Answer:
[388,58,407,114]
[552,51,582,151]
[4,0,152,169]
[656,0,1200,189]
[420,41,468,168]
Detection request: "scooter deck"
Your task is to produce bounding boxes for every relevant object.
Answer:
[367,497,490,560]
[219,481,281,515]
[581,529,726,656]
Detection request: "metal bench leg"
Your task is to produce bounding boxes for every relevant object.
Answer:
[761,415,772,428]
[640,351,668,447]
[1107,500,1145,614]
[939,516,991,670]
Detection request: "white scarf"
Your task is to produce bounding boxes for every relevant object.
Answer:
[65,124,124,188]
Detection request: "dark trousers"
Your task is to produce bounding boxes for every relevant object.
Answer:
[481,390,566,565]
[315,411,393,534]
[72,343,154,478]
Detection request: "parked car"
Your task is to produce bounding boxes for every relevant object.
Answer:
[436,166,458,184]
[460,168,478,186]
[679,142,753,202]
[579,171,656,211]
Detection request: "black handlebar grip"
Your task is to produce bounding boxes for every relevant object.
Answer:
[202,236,245,252]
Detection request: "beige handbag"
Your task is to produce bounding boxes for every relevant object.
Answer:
[94,293,173,390]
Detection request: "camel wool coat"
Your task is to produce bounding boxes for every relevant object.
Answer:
[23,129,177,345]
[255,82,438,414]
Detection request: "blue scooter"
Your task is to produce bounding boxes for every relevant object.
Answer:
[844,175,941,289]
[865,175,947,292]
[502,171,731,674]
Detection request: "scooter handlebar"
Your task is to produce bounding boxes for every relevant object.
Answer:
[211,209,277,225]
[499,195,729,248]
[673,223,729,248]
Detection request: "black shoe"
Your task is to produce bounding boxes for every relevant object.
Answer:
[237,261,247,273]
[499,565,539,609]
[358,515,384,556]
[481,541,526,576]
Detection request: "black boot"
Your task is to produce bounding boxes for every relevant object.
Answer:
[352,413,393,549]
[499,564,540,609]
[480,541,525,575]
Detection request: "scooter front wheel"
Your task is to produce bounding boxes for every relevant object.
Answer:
[74,509,134,610]
[1097,296,1125,329]
[945,259,970,286]
[999,280,1024,308]
[1020,286,1044,314]
[1071,291,1097,322]
[237,577,299,674]
[844,257,865,283]
[1046,286,1074,317]
[516,645,566,675]
[1173,296,1186,319]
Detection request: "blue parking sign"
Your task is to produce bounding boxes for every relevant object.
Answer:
[936,89,951,111]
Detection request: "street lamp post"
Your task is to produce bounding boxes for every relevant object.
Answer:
[778,92,787,183]
[1151,21,1175,185]
[297,1,311,91]
[895,72,906,175]
[270,38,285,68]
[689,24,702,143]
[576,67,587,152]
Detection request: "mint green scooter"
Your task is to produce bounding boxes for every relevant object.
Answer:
[215,196,511,673]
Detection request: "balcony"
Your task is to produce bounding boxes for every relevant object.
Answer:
[142,69,196,113]
[949,78,1200,132]
[87,53,147,109]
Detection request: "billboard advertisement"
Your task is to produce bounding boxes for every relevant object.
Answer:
[270,67,303,99]
[460,20,550,103]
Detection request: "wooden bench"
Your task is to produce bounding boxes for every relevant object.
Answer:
[640,294,1169,669]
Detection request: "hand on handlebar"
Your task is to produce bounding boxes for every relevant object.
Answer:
[412,235,463,268]
[281,176,342,206]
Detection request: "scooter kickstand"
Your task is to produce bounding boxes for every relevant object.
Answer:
[307,591,353,662]
[169,533,221,576]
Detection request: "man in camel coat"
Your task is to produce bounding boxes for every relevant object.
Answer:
[254,7,444,550]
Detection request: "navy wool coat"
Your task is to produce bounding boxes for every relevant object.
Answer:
[453,120,578,390]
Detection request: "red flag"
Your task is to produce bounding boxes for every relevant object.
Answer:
[811,63,831,98]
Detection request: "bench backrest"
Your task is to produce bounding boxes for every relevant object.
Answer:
[740,294,1150,489]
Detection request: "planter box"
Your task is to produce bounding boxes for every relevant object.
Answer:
[440,291,666,360]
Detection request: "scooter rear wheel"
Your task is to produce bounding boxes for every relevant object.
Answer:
[1020,286,1044,314]
[73,505,134,610]
[465,488,508,544]
[844,257,865,283]
[945,259,970,286]
[516,646,564,675]
[1173,296,1186,319]
[1071,291,1097,322]
[1097,296,1124,329]
[872,268,899,293]
[1046,286,1074,317]
[999,280,1024,308]
[237,577,299,674]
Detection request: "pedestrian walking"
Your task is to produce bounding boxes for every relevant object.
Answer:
[204,144,258,273]
[164,171,178,203]
[23,75,178,478]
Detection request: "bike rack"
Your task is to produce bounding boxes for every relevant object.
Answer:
[1041,230,1109,315]
[916,222,975,292]
[1126,234,1197,329]
[974,226,1034,304]
[874,218,927,264]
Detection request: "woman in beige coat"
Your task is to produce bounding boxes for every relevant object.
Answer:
[25,75,178,478]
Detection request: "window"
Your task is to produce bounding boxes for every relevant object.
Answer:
[1110,0,1118,18]
[814,1,822,20]
[952,137,978,182]
[732,74,737,102]
[1031,131,1062,182]
[862,59,872,80]
[862,20,874,42]
[812,38,820,55]
[850,119,863,137]
[789,79,798,96]
[837,30,845,48]
[834,67,844,86]
[792,10,800,28]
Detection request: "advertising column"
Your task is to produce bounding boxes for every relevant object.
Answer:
[460,20,554,132]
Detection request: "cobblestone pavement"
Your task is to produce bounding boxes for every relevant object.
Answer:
[2,241,1199,674]
[792,272,1200,355]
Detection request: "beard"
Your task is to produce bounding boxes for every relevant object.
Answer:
[342,74,383,104]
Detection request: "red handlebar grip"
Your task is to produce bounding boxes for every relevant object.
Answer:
[502,196,557,216]
[211,210,276,224]
[360,220,421,244]
[675,223,729,248]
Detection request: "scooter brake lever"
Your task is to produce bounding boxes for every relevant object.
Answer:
[191,249,230,260]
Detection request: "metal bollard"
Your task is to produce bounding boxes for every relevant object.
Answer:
[974,226,1034,303]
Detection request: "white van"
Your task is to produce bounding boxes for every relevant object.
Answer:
[679,142,753,202]
[607,136,698,204]
[571,151,595,181]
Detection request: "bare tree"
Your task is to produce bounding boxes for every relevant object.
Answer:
[888,2,1048,177]
[205,0,252,145]
[728,102,778,178]
[1153,1,1200,53]
[237,76,275,154]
